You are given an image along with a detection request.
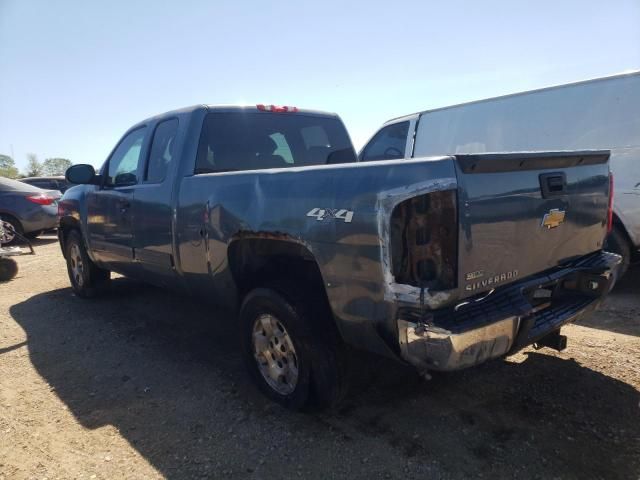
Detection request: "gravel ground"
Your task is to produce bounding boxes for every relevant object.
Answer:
[1,234,638,480]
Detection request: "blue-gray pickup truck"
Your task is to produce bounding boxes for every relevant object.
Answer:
[58,104,621,409]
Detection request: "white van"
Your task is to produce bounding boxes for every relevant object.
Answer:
[360,71,640,274]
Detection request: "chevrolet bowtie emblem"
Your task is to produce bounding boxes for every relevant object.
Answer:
[541,208,566,229]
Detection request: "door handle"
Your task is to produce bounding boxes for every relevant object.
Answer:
[539,172,567,198]
[118,200,131,213]
[546,176,565,192]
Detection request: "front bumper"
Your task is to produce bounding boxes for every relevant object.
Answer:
[397,251,621,372]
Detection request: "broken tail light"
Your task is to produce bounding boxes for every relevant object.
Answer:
[26,193,55,206]
[390,190,458,290]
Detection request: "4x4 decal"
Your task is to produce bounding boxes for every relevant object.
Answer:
[306,208,354,223]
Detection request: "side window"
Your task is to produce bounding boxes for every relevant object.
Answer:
[301,125,330,148]
[146,119,179,183]
[360,121,410,161]
[106,127,147,186]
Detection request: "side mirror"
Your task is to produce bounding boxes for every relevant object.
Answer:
[66,164,97,185]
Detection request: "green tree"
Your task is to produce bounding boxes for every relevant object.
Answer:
[0,154,19,179]
[42,158,73,176]
[25,153,43,177]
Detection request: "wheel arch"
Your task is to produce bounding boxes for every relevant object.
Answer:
[0,211,23,230]
[611,212,636,255]
[228,234,327,296]
[58,216,82,258]
[227,233,341,335]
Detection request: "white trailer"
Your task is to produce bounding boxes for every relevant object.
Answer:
[361,71,640,273]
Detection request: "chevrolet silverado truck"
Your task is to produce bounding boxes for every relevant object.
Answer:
[58,104,620,409]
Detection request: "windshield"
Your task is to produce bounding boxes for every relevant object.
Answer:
[195,112,356,173]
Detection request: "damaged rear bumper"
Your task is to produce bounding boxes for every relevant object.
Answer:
[397,251,621,372]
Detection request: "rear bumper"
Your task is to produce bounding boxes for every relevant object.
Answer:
[20,204,58,234]
[397,251,621,372]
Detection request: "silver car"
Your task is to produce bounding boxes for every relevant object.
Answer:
[0,176,59,244]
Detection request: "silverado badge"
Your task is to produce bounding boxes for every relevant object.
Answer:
[465,270,519,291]
[541,208,566,229]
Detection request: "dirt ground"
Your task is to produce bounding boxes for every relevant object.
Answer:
[0,234,638,480]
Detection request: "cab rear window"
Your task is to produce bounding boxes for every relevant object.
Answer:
[195,112,356,174]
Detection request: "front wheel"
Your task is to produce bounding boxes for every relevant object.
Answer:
[65,230,110,298]
[239,287,347,410]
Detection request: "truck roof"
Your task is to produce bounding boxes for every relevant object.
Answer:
[131,104,339,130]
[385,69,640,124]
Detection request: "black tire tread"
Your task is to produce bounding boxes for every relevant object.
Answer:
[240,282,349,411]
[0,258,19,282]
[65,229,110,298]
[605,225,631,278]
[263,279,351,410]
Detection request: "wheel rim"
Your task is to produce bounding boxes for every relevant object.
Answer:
[252,313,299,395]
[69,243,85,287]
[0,221,15,244]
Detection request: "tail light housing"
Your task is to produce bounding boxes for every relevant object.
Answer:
[390,190,458,290]
[57,199,71,217]
[26,193,55,206]
[607,173,614,233]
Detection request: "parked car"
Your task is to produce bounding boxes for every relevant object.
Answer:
[360,70,640,275]
[0,219,35,281]
[58,104,620,410]
[21,175,71,193]
[0,177,59,244]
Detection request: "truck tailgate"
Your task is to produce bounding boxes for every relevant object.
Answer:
[455,151,610,295]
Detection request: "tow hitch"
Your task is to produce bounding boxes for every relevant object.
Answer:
[534,330,568,352]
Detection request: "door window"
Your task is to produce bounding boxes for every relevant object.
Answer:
[106,127,147,186]
[145,119,179,183]
[360,121,410,161]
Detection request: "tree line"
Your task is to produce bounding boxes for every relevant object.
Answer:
[0,154,72,179]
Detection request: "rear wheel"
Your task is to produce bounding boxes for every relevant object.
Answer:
[64,230,110,298]
[0,216,23,246]
[239,286,347,410]
[0,258,18,282]
[604,225,631,278]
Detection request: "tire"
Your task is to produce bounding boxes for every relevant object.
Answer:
[239,286,348,411]
[0,216,23,246]
[64,229,110,298]
[604,225,631,278]
[0,258,18,282]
